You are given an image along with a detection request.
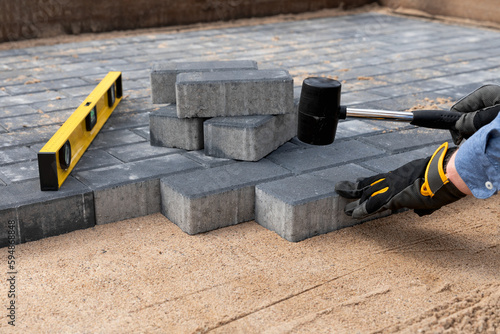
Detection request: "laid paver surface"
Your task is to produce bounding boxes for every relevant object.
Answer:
[1,11,500,244]
[0,13,500,234]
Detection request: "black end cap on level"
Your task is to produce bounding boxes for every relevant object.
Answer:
[38,152,59,191]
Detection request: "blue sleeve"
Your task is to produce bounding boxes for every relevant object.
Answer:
[454,112,500,199]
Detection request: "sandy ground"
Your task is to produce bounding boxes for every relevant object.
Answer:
[0,194,498,333]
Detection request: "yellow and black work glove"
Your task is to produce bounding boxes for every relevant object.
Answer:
[335,143,466,219]
[450,84,500,144]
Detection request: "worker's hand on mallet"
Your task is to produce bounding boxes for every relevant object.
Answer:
[335,142,466,219]
[450,84,500,144]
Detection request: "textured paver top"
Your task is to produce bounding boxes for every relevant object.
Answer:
[2,12,500,245]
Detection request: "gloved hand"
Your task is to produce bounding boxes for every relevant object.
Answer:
[335,143,466,219]
[450,84,500,144]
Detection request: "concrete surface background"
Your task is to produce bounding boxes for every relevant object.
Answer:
[2,0,500,43]
[0,0,371,42]
[380,0,500,25]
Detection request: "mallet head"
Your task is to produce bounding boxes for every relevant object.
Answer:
[297,77,345,145]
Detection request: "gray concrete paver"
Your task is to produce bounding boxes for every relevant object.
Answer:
[150,60,258,104]
[106,141,182,163]
[0,146,34,165]
[70,149,124,173]
[160,159,292,234]
[175,69,293,118]
[360,145,447,173]
[149,104,207,151]
[358,127,451,153]
[0,160,39,183]
[267,139,386,174]
[74,154,202,191]
[0,177,95,245]
[203,111,297,161]
[89,129,148,150]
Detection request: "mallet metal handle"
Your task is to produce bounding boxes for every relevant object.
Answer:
[340,107,462,130]
[344,108,414,121]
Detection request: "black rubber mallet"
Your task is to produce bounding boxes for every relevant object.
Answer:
[297,77,463,145]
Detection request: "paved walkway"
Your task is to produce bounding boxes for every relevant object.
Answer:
[1,12,500,245]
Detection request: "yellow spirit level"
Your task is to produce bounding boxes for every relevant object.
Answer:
[38,72,123,191]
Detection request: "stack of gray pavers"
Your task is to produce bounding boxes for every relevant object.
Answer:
[149,60,308,237]
[149,60,297,159]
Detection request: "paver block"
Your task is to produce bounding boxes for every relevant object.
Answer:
[176,69,293,118]
[267,139,385,174]
[130,126,150,140]
[106,141,181,163]
[272,141,301,155]
[255,165,392,242]
[360,145,442,173]
[18,191,95,243]
[0,125,61,149]
[310,164,383,229]
[74,154,202,225]
[6,78,89,95]
[93,178,161,225]
[203,109,297,161]
[150,60,258,104]
[0,91,64,107]
[183,150,236,168]
[0,208,21,247]
[255,174,339,242]
[160,160,291,235]
[0,160,39,183]
[71,149,123,173]
[0,177,95,245]
[90,129,147,150]
[360,127,451,153]
[149,104,208,150]
[333,119,387,140]
[30,98,80,113]
[103,112,150,131]
[0,109,73,131]
[0,146,35,165]
[115,97,155,114]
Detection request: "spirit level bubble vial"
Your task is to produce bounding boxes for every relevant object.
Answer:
[37,72,123,191]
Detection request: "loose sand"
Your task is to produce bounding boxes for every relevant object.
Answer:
[1,195,498,333]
